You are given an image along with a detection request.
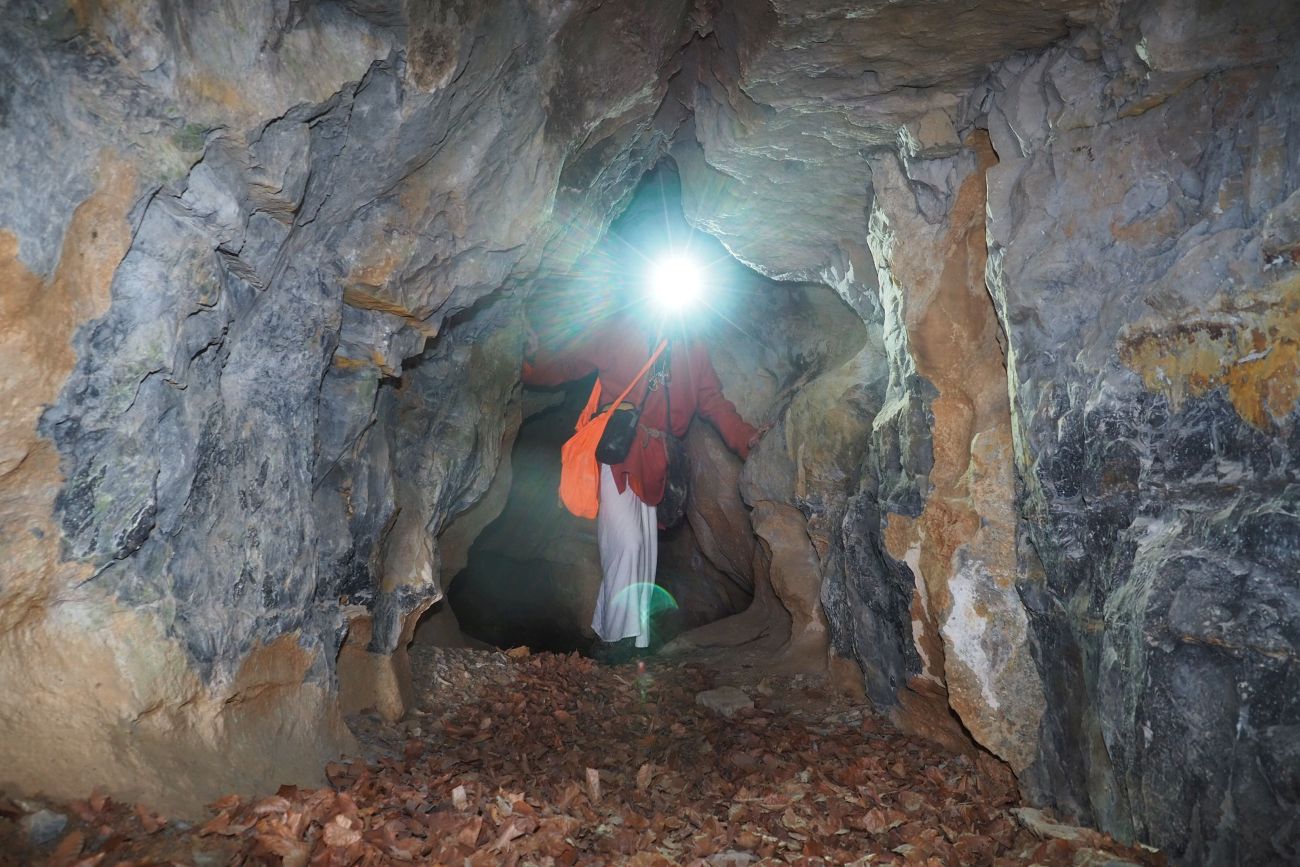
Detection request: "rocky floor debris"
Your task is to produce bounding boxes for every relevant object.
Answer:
[0,649,1162,866]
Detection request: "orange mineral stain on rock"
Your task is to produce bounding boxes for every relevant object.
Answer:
[1,611,353,817]
[179,71,257,119]
[876,131,1044,771]
[0,158,138,808]
[890,675,980,762]
[1109,200,1183,246]
[336,603,434,723]
[0,154,137,625]
[1119,279,1300,429]
[885,131,1005,648]
[342,285,439,336]
[69,0,148,36]
[0,155,356,816]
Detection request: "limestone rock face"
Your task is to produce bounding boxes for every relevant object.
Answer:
[672,1,1300,863]
[0,0,692,813]
[673,259,875,665]
[978,4,1300,860]
[679,0,1100,296]
[862,130,1046,775]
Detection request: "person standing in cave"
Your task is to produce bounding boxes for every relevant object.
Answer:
[522,312,761,662]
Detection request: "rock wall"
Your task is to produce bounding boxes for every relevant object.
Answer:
[675,1,1299,863]
[862,129,1046,773]
[0,0,694,813]
[978,3,1300,861]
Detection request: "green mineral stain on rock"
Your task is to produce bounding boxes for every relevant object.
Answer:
[172,123,209,153]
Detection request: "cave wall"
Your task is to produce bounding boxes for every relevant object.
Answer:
[675,1,1299,864]
[979,4,1300,861]
[0,0,696,813]
[861,129,1046,771]
[0,0,1296,860]
[448,376,607,651]
[678,259,876,664]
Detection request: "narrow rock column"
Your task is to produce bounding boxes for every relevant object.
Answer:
[867,132,1045,771]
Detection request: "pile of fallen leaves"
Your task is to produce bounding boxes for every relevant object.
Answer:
[0,650,1163,866]
[345,646,519,762]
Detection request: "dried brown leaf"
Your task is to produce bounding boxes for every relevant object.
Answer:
[780,808,808,832]
[488,816,535,851]
[636,762,654,791]
[208,793,241,812]
[133,803,167,834]
[49,830,85,863]
[197,813,231,837]
[250,795,291,816]
[88,787,109,813]
[899,790,926,813]
[255,832,310,867]
[322,817,362,848]
[458,815,484,847]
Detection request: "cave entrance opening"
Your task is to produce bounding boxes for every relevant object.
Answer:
[421,161,867,656]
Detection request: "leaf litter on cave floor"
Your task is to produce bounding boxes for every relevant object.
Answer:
[0,648,1164,866]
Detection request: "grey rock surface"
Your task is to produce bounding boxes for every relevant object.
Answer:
[0,0,694,813]
[695,685,754,718]
[21,810,67,847]
[978,3,1300,861]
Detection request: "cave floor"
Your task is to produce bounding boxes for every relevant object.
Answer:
[0,648,1160,866]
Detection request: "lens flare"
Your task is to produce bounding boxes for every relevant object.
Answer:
[648,255,703,311]
[611,583,679,617]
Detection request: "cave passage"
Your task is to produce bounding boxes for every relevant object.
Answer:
[444,165,801,655]
[2,1,1297,865]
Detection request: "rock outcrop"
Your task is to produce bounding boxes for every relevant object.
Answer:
[673,1,1299,863]
[0,0,694,813]
[980,5,1300,860]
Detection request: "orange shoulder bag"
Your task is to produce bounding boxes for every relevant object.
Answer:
[558,339,667,519]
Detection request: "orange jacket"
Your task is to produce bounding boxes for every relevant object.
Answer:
[523,318,756,507]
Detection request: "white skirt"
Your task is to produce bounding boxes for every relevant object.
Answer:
[593,464,658,647]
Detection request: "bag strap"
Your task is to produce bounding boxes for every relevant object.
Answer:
[578,338,667,429]
[577,379,602,427]
[635,340,668,414]
[662,340,672,437]
[608,338,667,413]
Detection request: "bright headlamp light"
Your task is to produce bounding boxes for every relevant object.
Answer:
[648,254,703,312]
